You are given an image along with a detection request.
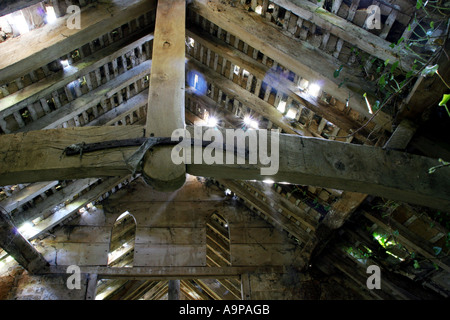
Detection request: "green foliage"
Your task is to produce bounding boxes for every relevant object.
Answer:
[421,64,439,77]
[428,158,450,174]
[344,246,372,263]
[333,2,450,121]
[334,65,343,78]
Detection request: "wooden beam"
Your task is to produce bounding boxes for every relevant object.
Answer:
[187,26,382,137]
[0,0,157,85]
[270,0,414,71]
[363,210,450,273]
[42,265,282,280]
[0,0,43,17]
[85,273,98,300]
[18,60,151,132]
[0,30,154,118]
[20,176,131,241]
[0,181,58,213]
[0,125,145,186]
[384,119,417,150]
[11,178,99,226]
[240,273,251,300]
[0,207,49,273]
[185,127,450,211]
[187,58,305,135]
[168,279,180,300]
[1,125,449,210]
[87,90,148,127]
[189,0,388,126]
[142,0,186,191]
[322,118,418,229]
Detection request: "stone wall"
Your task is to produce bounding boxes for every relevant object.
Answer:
[0,265,87,300]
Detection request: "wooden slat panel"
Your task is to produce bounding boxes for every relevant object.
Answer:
[135,227,206,245]
[231,243,303,266]
[230,227,293,244]
[0,0,157,85]
[134,244,206,267]
[43,243,109,266]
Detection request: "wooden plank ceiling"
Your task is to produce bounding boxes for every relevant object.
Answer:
[0,0,449,300]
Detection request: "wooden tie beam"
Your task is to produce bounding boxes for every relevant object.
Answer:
[0,126,449,211]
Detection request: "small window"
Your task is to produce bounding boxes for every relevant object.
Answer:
[206,212,231,266]
[107,211,137,268]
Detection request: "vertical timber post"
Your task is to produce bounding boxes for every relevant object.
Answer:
[85,273,98,300]
[143,0,187,191]
[168,279,181,300]
[0,208,49,274]
[241,273,252,300]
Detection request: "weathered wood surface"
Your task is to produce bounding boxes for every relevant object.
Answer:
[37,176,309,268]
[0,0,157,85]
[43,265,284,279]
[0,207,49,273]
[187,26,379,136]
[190,0,389,126]
[185,128,450,211]
[0,0,43,17]
[187,58,304,135]
[168,279,180,300]
[1,125,449,210]
[0,125,145,185]
[12,178,99,226]
[134,244,206,267]
[0,31,154,117]
[42,242,109,266]
[270,0,414,71]
[0,181,58,212]
[143,0,186,191]
[17,60,151,132]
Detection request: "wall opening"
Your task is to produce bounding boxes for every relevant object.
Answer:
[206,212,231,267]
[107,211,137,268]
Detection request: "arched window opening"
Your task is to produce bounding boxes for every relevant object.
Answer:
[107,211,137,268]
[206,212,231,267]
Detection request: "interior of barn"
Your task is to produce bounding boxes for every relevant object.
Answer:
[0,0,449,301]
